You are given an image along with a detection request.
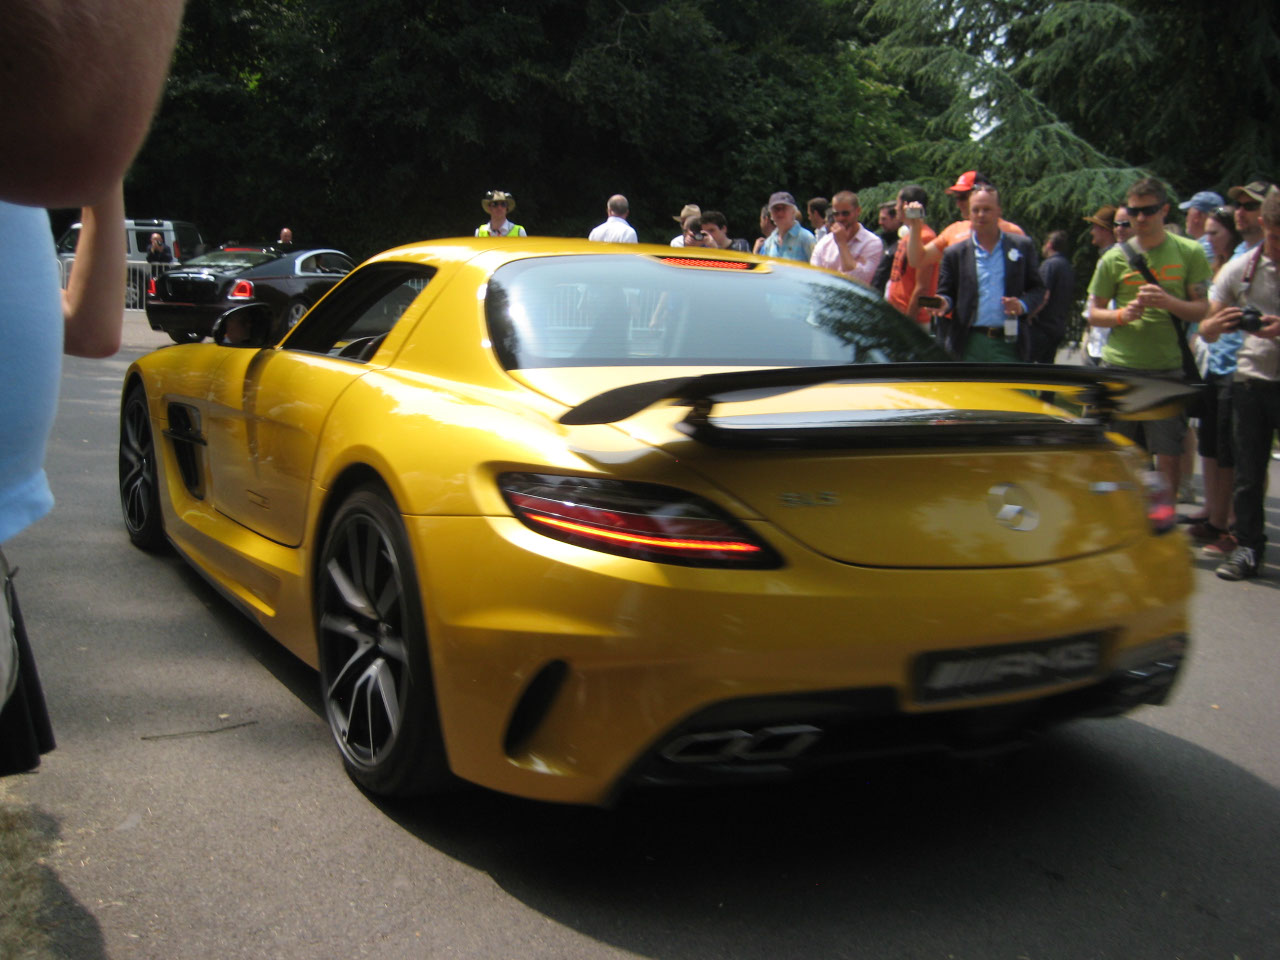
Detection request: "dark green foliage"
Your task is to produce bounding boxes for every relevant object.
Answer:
[127,0,914,256]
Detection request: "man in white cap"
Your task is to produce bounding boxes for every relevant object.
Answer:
[1228,181,1271,255]
[476,190,527,237]
[759,191,816,262]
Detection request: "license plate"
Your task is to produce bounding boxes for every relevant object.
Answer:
[913,633,1103,704]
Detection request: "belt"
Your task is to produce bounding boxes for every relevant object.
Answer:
[973,326,1007,338]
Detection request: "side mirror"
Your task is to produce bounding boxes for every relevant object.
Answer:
[212,302,277,347]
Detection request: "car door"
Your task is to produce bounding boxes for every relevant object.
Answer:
[203,262,435,547]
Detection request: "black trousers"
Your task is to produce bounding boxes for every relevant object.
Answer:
[1230,378,1280,556]
[1,561,56,774]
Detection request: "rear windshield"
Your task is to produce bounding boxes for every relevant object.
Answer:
[184,251,277,270]
[485,254,948,369]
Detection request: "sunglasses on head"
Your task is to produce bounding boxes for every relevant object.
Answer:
[1127,202,1164,217]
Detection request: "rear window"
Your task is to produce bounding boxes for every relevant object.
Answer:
[485,254,947,370]
[184,251,277,270]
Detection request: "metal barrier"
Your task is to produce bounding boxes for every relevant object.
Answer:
[56,257,182,310]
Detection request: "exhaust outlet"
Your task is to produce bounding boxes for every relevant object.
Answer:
[661,724,822,765]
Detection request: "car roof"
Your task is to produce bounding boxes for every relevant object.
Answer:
[366,236,772,271]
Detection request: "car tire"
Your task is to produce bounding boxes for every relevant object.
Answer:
[316,484,452,797]
[286,299,308,328]
[118,384,166,551]
[168,330,203,344]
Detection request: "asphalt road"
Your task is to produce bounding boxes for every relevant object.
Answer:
[5,311,1280,959]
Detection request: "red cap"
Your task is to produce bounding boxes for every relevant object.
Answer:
[946,171,977,194]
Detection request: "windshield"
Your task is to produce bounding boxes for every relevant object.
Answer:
[485,254,948,369]
[184,251,277,270]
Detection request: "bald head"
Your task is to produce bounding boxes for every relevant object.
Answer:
[607,195,629,217]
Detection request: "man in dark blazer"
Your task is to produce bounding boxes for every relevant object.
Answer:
[932,186,1045,361]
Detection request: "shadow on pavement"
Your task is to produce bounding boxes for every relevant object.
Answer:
[376,720,1279,959]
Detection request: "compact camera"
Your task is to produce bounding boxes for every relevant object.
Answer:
[904,206,924,220]
[1238,305,1263,333]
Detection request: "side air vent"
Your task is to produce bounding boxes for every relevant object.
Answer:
[163,403,206,498]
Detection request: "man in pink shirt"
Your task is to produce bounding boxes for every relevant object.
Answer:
[809,190,883,286]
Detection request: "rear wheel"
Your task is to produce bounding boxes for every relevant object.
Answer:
[286,299,308,328]
[118,385,165,550]
[316,485,451,796]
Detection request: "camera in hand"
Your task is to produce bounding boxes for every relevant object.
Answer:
[1239,305,1263,333]
[904,206,924,220]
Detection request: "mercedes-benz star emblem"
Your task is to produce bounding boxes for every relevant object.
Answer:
[987,483,1039,532]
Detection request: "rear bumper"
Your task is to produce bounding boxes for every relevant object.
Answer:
[408,515,1192,806]
[144,301,224,337]
[623,635,1186,791]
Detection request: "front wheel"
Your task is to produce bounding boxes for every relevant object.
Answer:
[118,384,166,550]
[316,485,452,796]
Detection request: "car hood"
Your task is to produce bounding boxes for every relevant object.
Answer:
[512,366,1153,569]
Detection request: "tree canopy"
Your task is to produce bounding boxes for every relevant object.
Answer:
[119,0,1279,268]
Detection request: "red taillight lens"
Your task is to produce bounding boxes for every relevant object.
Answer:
[1140,470,1176,534]
[147,277,156,296]
[498,473,781,568]
[229,279,254,299]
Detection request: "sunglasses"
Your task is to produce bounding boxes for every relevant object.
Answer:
[489,200,508,207]
[1113,220,1132,229]
[832,209,856,217]
[1128,202,1164,217]
[1237,200,1262,212]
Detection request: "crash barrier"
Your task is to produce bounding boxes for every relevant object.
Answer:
[56,258,182,310]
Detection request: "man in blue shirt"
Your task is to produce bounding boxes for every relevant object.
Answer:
[932,186,1045,361]
[759,191,816,263]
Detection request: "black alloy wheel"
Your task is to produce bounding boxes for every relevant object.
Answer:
[118,385,166,550]
[316,485,451,796]
[286,299,308,327]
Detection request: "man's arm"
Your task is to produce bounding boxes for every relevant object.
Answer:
[62,182,126,357]
[0,1,186,206]
[904,209,944,270]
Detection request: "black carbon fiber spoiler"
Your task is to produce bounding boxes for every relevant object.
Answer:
[557,363,1197,449]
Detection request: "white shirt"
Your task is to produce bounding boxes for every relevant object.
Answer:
[588,216,637,243]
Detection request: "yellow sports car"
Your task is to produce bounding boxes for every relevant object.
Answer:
[118,238,1192,806]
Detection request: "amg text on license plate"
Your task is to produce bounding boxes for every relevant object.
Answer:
[913,634,1103,704]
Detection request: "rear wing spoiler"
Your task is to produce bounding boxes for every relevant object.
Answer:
[558,363,1198,449]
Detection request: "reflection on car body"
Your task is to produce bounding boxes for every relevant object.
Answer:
[118,238,1192,807]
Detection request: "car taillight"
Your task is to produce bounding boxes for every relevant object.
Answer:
[1140,470,1176,534]
[147,277,156,296]
[230,279,254,299]
[498,473,781,568]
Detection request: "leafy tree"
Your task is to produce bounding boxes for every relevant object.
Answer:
[126,0,914,256]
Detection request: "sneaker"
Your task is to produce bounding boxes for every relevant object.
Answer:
[1201,531,1236,558]
[1185,520,1225,542]
[1216,545,1260,581]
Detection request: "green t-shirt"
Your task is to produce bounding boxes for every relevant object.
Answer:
[1088,232,1211,370]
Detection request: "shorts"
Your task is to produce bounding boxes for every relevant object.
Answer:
[1195,372,1236,466]
[1102,364,1188,456]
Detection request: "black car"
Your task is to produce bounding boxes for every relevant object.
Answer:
[145,247,355,343]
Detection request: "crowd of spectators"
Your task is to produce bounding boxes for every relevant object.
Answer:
[473,174,1278,583]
